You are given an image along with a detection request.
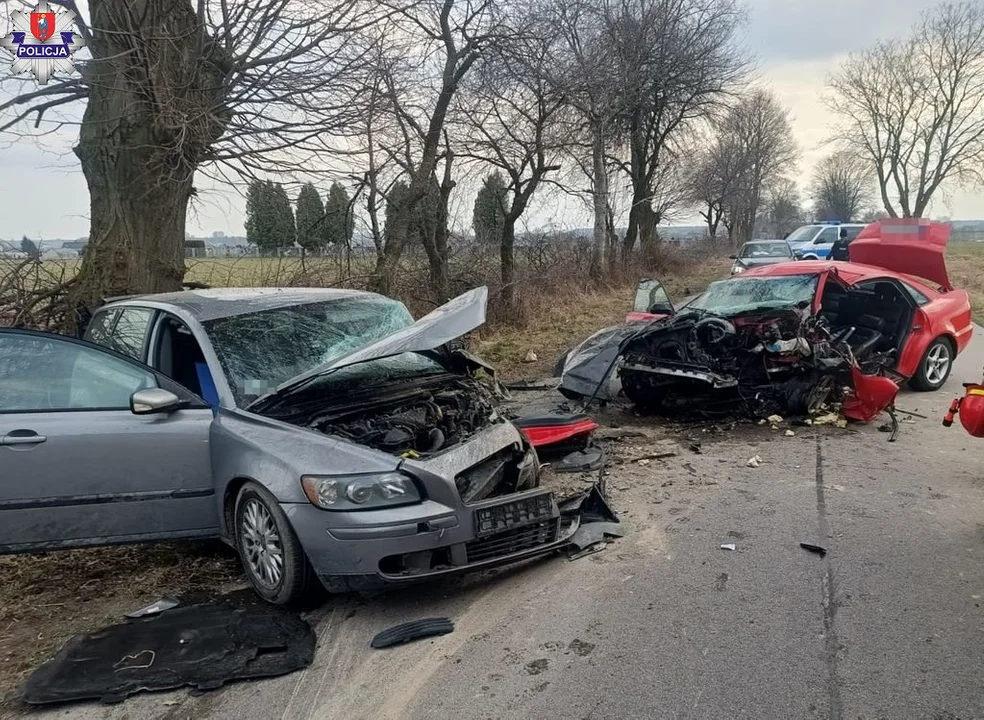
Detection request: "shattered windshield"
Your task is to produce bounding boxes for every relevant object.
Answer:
[687,274,819,315]
[203,297,435,406]
[740,242,790,258]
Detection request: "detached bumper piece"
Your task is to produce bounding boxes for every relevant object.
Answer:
[370,618,455,649]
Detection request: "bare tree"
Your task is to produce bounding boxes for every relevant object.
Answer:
[361,0,503,296]
[826,1,984,218]
[0,0,372,316]
[602,0,747,257]
[549,0,621,277]
[810,151,874,221]
[458,16,566,309]
[718,90,798,246]
[758,178,805,238]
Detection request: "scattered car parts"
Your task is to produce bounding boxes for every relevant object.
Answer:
[23,602,315,705]
[370,618,455,649]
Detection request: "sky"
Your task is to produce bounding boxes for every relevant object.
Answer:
[0,0,981,242]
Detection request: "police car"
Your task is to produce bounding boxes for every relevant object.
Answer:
[785,222,867,260]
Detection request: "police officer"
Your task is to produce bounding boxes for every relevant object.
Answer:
[830,228,850,261]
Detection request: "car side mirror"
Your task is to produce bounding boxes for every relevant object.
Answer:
[131,388,182,415]
[728,254,737,259]
[649,302,674,315]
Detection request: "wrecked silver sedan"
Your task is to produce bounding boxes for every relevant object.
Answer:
[0,287,580,605]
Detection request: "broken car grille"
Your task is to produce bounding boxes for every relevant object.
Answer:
[465,519,559,563]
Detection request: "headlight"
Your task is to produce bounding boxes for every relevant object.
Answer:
[301,472,421,511]
[732,264,745,274]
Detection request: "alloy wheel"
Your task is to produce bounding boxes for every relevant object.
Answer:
[240,499,284,589]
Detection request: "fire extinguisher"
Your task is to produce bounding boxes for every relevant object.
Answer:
[942,381,984,437]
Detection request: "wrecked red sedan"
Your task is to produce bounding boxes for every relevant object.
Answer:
[559,219,971,421]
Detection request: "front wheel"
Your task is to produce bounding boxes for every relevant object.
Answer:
[235,481,315,606]
[909,337,954,391]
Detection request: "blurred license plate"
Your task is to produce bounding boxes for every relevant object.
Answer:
[474,493,554,537]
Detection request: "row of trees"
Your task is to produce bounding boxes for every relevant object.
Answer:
[244,181,354,253]
[2,0,982,316]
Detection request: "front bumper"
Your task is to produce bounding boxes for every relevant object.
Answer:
[284,423,579,592]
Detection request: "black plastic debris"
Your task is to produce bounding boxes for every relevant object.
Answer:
[555,443,606,473]
[800,542,828,557]
[125,597,179,619]
[371,618,454,649]
[23,602,315,705]
[568,521,624,551]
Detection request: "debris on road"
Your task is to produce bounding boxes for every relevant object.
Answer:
[689,442,702,454]
[631,451,677,462]
[125,597,179,619]
[746,455,762,468]
[371,618,455,649]
[767,414,784,425]
[523,350,538,363]
[569,522,624,554]
[784,429,795,437]
[813,412,848,428]
[799,543,828,557]
[23,602,315,705]
[720,543,736,551]
[555,444,606,473]
[503,378,560,391]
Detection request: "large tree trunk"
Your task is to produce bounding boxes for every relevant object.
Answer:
[500,219,516,312]
[68,0,228,319]
[590,121,607,278]
[636,203,658,256]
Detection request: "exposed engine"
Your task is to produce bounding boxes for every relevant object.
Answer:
[306,376,500,456]
[619,308,855,417]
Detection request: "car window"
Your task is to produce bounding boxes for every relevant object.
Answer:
[844,226,864,241]
[0,333,158,412]
[815,227,839,244]
[85,309,119,346]
[740,242,790,258]
[900,281,930,306]
[786,225,821,243]
[105,307,154,360]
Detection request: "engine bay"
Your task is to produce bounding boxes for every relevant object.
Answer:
[301,375,501,456]
[618,278,913,418]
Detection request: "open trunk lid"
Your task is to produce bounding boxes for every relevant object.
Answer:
[849,219,952,290]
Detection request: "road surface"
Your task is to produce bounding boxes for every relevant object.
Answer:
[28,334,984,720]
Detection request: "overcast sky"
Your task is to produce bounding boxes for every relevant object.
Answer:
[1,0,981,241]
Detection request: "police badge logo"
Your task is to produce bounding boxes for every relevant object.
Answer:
[1,0,85,85]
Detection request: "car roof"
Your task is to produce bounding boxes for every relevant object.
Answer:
[103,287,382,322]
[744,239,789,245]
[737,260,942,291]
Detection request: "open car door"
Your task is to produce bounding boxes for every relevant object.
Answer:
[627,278,675,322]
[849,219,952,290]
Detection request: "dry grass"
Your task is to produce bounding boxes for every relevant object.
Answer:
[477,253,731,380]
[943,242,984,313]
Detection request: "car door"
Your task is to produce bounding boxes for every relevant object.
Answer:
[0,330,219,553]
[811,227,839,258]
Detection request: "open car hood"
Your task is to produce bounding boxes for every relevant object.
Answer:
[849,219,952,290]
[255,286,488,405]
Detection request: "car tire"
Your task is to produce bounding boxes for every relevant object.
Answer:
[909,337,954,391]
[234,481,315,606]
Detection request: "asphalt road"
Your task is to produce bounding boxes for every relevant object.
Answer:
[27,335,984,720]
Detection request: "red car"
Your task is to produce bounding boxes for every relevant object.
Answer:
[561,219,971,421]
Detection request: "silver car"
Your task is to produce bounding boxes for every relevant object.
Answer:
[0,287,571,605]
